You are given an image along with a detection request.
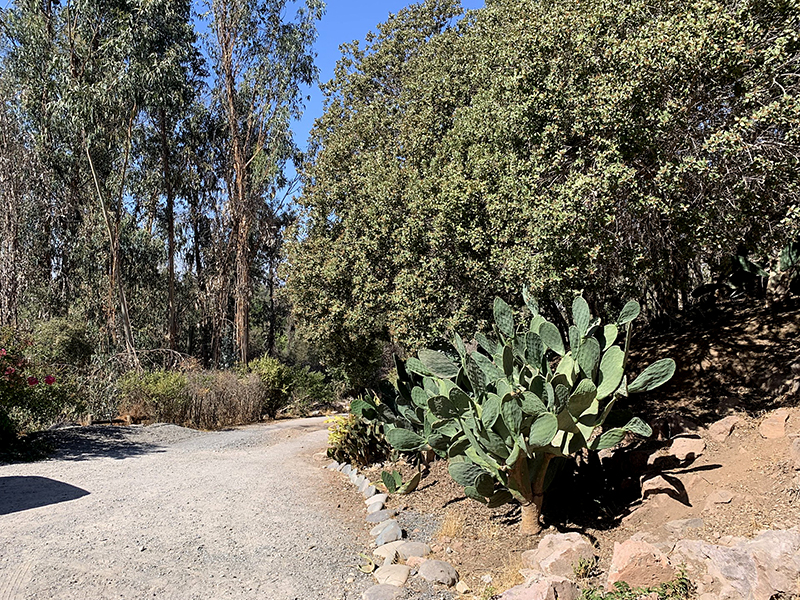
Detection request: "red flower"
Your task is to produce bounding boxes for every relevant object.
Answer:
[27,376,38,386]
[5,367,15,375]
[0,348,6,357]
[45,376,56,385]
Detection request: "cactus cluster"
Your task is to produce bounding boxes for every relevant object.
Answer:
[381,290,675,534]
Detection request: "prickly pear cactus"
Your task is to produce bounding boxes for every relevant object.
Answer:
[385,289,675,534]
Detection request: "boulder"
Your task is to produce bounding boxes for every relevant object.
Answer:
[500,573,580,600]
[759,409,789,439]
[671,527,800,600]
[374,564,411,587]
[642,475,685,503]
[706,415,743,443]
[418,559,458,586]
[669,436,706,461]
[521,532,595,579]
[607,540,677,590]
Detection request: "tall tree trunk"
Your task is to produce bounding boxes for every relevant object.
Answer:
[160,107,177,350]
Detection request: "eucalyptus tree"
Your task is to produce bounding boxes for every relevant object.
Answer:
[205,0,324,364]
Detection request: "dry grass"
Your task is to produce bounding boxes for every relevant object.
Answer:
[438,508,467,539]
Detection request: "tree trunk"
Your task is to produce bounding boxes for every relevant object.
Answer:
[160,107,177,350]
[509,453,553,535]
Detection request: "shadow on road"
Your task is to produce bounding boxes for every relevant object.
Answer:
[40,426,166,461]
[0,476,89,515]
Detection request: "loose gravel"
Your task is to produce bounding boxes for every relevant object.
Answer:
[0,418,371,600]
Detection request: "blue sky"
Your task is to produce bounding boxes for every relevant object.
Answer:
[295,0,485,152]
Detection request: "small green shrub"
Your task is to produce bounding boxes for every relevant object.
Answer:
[326,412,391,467]
[119,370,189,421]
[248,356,293,418]
[581,573,694,600]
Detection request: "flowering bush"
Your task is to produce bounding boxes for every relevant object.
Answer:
[0,326,73,444]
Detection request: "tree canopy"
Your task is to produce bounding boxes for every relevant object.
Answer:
[288,0,800,384]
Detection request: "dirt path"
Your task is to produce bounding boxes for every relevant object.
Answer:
[0,418,371,600]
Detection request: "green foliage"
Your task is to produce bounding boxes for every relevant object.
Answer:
[326,413,391,467]
[0,326,83,443]
[581,573,694,600]
[289,0,800,384]
[381,469,421,495]
[248,356,336,418]
[381,292,674,530]
[30,318,94,368]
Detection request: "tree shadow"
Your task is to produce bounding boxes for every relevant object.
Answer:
[32,426,165,462]
[0,476,89,515]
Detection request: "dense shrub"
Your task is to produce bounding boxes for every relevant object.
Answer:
[326,411,391,467]
[0,326,82,444]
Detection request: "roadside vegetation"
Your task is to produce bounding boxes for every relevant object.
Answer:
[1,0,798,567]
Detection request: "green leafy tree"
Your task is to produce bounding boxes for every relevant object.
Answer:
[288,0,800,383]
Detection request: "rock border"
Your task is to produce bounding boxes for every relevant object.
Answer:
[325,460,461,599]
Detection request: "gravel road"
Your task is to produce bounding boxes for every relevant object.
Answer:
[0,418,372,600]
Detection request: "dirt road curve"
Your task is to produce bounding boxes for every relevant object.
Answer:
[0,418,371,600]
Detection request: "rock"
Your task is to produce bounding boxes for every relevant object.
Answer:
[373,540,406,559]
[362,584,402,600]
[521,532,595,579]
[354,474,367,486]
[500,573,579,600]
[375,521,403,546]
[418,559,459,586]
[759,409,790,439]
[374,564,411,587]
[370,520,398,537]
[671,528,800,600]
[363,485,377,499]
[366,509,398,522]
[358,478,370,493]
[406,555,427,569]
[607,540,677,590]
[455,580,471,594]
[789,438,800,469]
[366,502,385,514]
[642,475,682,500]
[663,518,704,538]
[706,415,743,443]
[704,489,734,510]
[396,541,431,560]
[669,436,706,461]
[341,464,353,475]
[365,493,389,506]
[326,461,340,470]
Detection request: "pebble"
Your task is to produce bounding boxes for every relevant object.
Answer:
[341,464,353,475]
[363,485,377,498]
[396,541,431,560]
